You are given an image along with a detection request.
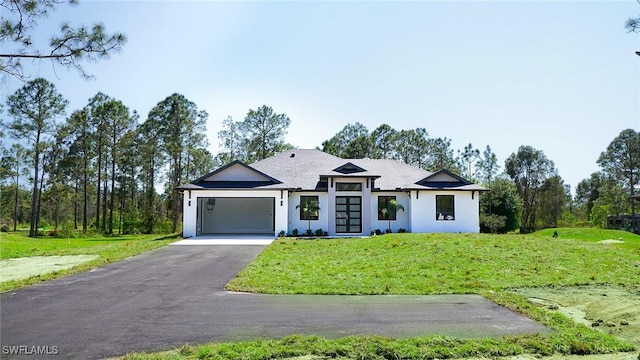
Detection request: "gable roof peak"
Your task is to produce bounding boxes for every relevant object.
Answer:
[186,160,282,186]
[417,169,472,186]
[333,161,368,174]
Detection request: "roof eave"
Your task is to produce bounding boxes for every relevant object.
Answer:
[402,186,489,192]
[320,174,382,179]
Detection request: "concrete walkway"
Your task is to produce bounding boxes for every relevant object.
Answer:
[172,234,276,245]
[1,245,549,359]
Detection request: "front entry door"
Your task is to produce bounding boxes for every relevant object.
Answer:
[336,196,362,233]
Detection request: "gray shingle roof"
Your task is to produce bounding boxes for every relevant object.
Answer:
[250,149,486,191]
[179,149,486,192]
[249,149,342,189]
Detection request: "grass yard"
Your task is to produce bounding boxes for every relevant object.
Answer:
[226,231,640,295]
[0,230,180,291]
[532,228,640,249]
[124,229,640,360]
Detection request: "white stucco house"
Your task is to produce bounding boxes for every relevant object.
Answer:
[177,149,487,238]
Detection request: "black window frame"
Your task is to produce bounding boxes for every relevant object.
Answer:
[336,182,362,191]
[436,195,455,221]
[377,196,397,221]
[299,195,319,221]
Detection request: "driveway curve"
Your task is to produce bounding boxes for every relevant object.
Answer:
[1,245,548,359]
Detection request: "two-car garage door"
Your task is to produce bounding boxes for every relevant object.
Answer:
[198,197,275,235]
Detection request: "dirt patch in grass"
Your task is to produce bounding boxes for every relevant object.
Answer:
[514,286,640,348]
[598,239,625,245]
[0,255,99,282]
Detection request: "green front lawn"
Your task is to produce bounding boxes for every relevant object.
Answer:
[226,232,640,295]
[0,230,180,291]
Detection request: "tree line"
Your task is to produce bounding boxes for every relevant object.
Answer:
[2,82,638,237]
[215,117,639,235]
[2,79,638,237]
[0,79,212,236]
[0,78,306,237]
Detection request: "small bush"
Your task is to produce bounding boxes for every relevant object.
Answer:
[315,229,324,236]
[398,228,407,233]
[155,220,175,234]
[305,229,313,236]
[375,229,382,235]
[122,218,143,235]
[480,213,508,234]
[292,229,299,236]
[48,230,59,237]
[0,225,9,232]
[385,228,392,234]
[278,230,286,238]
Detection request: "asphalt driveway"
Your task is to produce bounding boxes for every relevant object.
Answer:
[1,245,549,359]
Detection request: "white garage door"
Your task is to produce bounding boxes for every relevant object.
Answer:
[199,197,274,234]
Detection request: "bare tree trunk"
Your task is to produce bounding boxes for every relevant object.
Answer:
[30,150,40,237]
[54,196,60,231]
[146,156,156,234]
[13,171,19,232]
[102,165,107,232]
[35,157,46,236]
[631,181,637,234]
[74,180,78,229]
[109,152,115,235]
[96,145,102,232]
[171,155,182,233]
[119,186,125,235]
[83,152,88,232]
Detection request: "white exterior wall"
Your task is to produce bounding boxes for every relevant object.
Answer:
[288,192,329,235]
[183,191,197,238]
[410,190,480,233]
[182,189,288,238]
[182,188,481,237]
[370,192,411,233]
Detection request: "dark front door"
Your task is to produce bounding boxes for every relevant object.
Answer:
[336,196,362,233]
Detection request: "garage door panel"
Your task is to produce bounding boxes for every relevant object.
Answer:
[201,197,274,234]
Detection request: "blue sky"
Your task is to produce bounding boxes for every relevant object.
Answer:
[1,0,639,191]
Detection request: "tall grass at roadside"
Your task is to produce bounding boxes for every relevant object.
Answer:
[123,324,634,360]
